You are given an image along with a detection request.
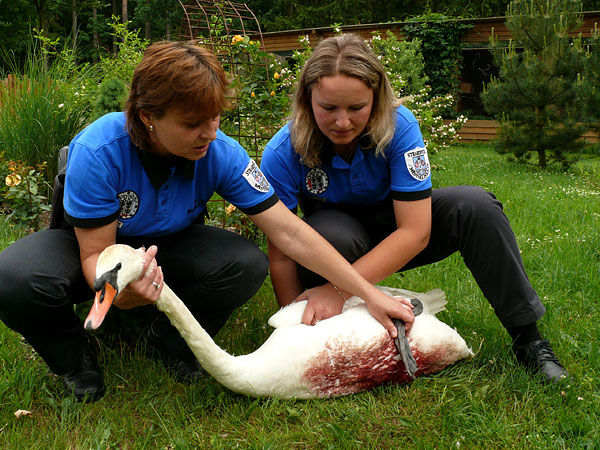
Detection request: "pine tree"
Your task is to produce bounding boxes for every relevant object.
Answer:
[482,0,588,169]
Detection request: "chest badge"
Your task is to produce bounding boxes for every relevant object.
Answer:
[117,190,139,220]
[305,168,329,195]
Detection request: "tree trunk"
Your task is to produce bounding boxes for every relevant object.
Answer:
[72,0,78,63]
[145,0,151,39]
[112,0,117,53]
[122,0,128,26]
[92,6,99,61]
[32,0,48,70]
[538,149,547,170]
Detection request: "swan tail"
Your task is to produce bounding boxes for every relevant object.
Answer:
[419,289,447,316]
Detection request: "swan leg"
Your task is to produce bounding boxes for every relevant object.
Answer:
[392,299,423,380]
[393,319,417,380]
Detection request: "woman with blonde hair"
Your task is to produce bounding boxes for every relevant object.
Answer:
[0,40,416,402]
[261,33,568,384]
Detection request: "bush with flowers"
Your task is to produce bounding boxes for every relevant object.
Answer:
[221,29,465,159]
[0,152,51,232]
[219,33,293,155]
[366,31,467,155]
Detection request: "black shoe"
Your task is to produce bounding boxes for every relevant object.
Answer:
[513,339,570,383]
[63,342,105,402]
[147,324,206,382]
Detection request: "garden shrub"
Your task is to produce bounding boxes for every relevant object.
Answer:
[91,77,127,121]
[404,13,473,100]
[0,152,51,233]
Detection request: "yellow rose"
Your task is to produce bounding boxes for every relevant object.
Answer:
[273,72,280,80]
[251,92,255,98]
[5,173,22,187]
[225,203,237,215]
[270,91,275,96]
[231,35,244,45]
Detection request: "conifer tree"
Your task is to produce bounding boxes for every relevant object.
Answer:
[482,0,588,169]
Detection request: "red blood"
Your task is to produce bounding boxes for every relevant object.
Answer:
[302,336,447,397]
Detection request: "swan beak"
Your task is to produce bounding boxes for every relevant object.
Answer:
[84,282,117,331]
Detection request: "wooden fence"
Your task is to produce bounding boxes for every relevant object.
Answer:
[449,119,599,143]
[258,12,600,54]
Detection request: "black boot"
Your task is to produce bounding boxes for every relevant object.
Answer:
[513,339,570,383]
[63,341,105,402]
[147,319,206,382]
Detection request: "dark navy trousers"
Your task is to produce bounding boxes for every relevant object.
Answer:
[297,185,546,330]
[0,224,268,374]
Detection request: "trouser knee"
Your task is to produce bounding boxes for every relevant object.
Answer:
[299,209,370,288]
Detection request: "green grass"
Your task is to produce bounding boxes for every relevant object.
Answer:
[1,144,599,449]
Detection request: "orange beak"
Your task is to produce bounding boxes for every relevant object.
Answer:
[84,282,118,331]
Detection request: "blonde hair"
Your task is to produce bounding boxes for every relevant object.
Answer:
[290,33,398,168]
[125,41,232,152]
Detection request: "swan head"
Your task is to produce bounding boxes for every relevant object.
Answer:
[84,244,147,331]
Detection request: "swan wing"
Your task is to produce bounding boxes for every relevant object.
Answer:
[267,300,308,328]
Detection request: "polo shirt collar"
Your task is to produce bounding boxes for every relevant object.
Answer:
[136,148,196,188]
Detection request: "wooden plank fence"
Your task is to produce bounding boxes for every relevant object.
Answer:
[258,11,600,53]
[449,119,599,143]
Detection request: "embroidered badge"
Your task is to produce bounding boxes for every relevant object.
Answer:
[243,159,270,192]
[404,147,430,181]
[305,168,329,195]
[117,190,139,220]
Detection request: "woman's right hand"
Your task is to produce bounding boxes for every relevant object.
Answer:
[364,289,415,338]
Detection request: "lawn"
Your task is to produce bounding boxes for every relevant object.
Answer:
[0,143,598,449]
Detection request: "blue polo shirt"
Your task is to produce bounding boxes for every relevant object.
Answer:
[260,106,432,211]
[64,112,277,237]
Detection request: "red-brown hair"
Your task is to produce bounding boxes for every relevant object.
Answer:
[125,41,232,151]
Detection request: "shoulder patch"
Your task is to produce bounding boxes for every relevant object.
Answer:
[305,168,329,195]
[404,147,430,181]
[243,159,271,193]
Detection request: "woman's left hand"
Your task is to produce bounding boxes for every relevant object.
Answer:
[296,284,345,325]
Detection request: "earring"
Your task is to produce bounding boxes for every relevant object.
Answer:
[149,124,154,132]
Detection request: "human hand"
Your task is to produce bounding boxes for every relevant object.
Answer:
[364,290,415,338]
[113,245,164,310]
[296,283,345,326]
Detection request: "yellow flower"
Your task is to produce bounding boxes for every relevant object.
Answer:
[273,72,280,80]
[270,91,275,96]
[251,92,255,98]
[231,35,244,45]
[225,203,237,215]
[5,173,22,187]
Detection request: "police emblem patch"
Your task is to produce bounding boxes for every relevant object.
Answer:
[117,190,139,220]
[404,147,430,181]
[305,168,329,195]
[243,159,270,192]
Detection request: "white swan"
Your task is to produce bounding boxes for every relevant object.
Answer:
[85,244,474,399]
